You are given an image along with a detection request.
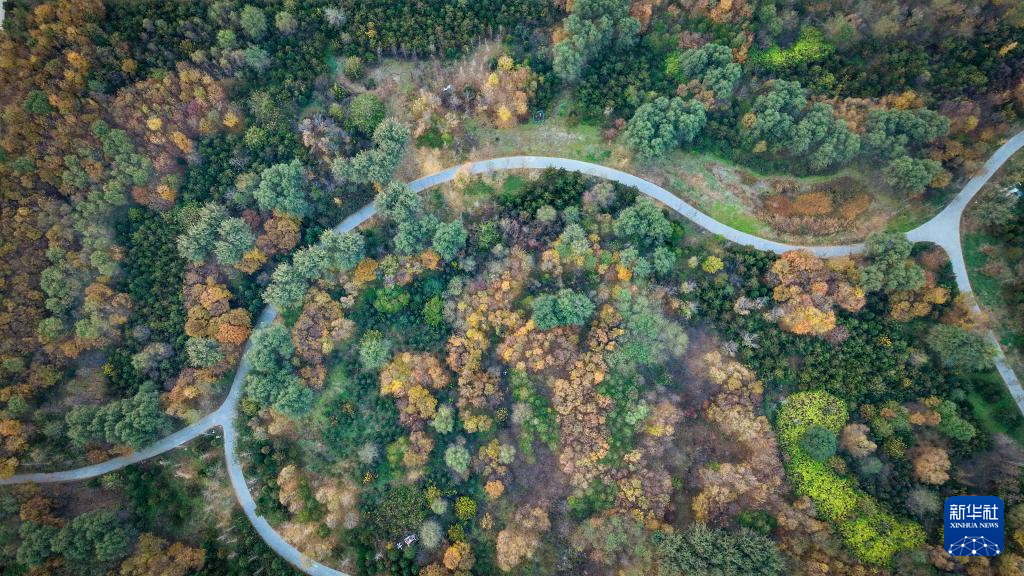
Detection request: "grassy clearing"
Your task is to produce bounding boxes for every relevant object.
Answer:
[962,232,1003,307]
[966,371,1024,445]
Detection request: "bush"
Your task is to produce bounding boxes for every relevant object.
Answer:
[531,289,595,330]
[454,496,477,521]
[799,425,837,461]
[350,93,387,134]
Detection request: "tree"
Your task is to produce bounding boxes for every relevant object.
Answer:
[623,97,707,159]
[666,43,742,101]
[213,217,256,265]
[614,197,673,248]
[274,11,297,35]
[454,496,477,521]
[860,231,925,293]
[53,509,134,564]
[926,324,993,371]
[65,385,172,449]
[332,119,410,186]
[23,90,53,116]
[531,289,595,330]
[431,404,455,434]
[883,156,943,194]
[244,47,271,72]
[912,446,951,484]
[254,160,309,218]
[373,485,426,539]
[320,230,365,272]
[742,80,807,153]
[653,524,786,576]
[799,425,837,461]
[553,0,640,81]
[862,108,950,160]
[840,423,877,458]
[239,5,267,39]
[359,329,392,371]
[185,337,224,368]
[177,204,229,263]
[263,263,309,312]
[432,221,468,261]
[419,520,443,550]
[790,102,861,171]
[342,56,364,79]
[118,533,205,576]
[445,443,470,475]
[349,93,387,134]
[246,324,294,374]
[17,522,56,567]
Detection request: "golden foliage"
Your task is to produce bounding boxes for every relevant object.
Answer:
[118,533,205,576]
[380,352,451,428]
[768,250,864,336]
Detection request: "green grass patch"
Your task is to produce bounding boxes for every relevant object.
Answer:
[966,370,1024,445]
[962,232,1003,307]
[709,202,764,235]
[462,178,496,197]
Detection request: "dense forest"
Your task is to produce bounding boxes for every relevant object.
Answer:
[0,0,1023,574]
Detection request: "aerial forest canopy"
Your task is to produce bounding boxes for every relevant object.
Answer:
[0,0,1023,575]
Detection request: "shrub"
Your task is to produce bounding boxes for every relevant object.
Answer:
[454,496,477,521]
[531,289,595,330]
[799,425,837,461]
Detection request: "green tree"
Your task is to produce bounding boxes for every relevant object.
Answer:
[445,443,471,475]
[254,160,309,218]
[177,203,228,263]
[244,46,271,72]
[653,524,785,576]
[343,56,364,79]
[263,262,309,311]
[52,509,134,564]
[274,11,297,35]
[239,5,267,39]
[320,230,366,272]
[213,217,256,265]
[553,0,640,81]
[246,324,293,371]
[432,221,468,261]
[862,108,950,160]
[883,156,942,194]
[431,404,455,434]
[614,197,673,247]
[742,79,807,152]
[799,425,838,461]
[926,325,993,372]
[359,329,392,371]
[373,485,426,540]
[185,337,224,368]
[531,289,595,330]
[23,90,53,116]
[860,231,925,293]
[666,43,741,101]
[66,385,172,449]
[623,96,707,159]
[791,102,860,171]
[16,522,56,567]
[349,93,387,134]
[935,400,976,442]
[332,119,410,186]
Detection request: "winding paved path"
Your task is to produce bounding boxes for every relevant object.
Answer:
[3,130,1024,576]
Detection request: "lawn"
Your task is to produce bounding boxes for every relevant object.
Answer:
[966,371,1024,445]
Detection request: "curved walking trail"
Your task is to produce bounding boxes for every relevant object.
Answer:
[3,130,1024,576]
